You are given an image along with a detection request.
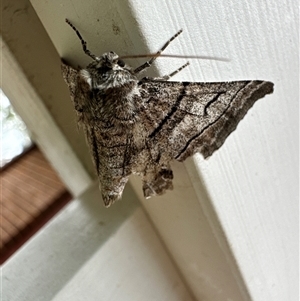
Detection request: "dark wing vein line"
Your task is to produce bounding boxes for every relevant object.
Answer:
[149,82,190,138]
[203,91,226,115]
[175,83,248,159]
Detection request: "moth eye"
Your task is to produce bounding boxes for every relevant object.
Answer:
[117,59,125,67]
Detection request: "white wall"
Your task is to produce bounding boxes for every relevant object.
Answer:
[2,184,195,301]
[129,1,299,300]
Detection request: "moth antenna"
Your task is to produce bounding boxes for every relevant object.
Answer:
[120,53,230,62]
[65,19,100,62]
[133,30,183,74]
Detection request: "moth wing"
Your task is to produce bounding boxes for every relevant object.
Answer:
[61,60,94,125]
[61,60,80,104]
[61,60,100,173]
[140,80,273,161]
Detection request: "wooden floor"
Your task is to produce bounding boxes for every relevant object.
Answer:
[0,146,72,264]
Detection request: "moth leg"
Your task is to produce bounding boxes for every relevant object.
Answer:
[100,176,129,207]
[134,30,183,75]
[144,62,190,82]
[142,167,174,199]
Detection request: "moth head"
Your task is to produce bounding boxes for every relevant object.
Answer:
[92,51,129,73]
[101,52,126,69]
[83,51,135,90]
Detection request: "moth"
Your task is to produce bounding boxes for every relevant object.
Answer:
[62,19,274,207]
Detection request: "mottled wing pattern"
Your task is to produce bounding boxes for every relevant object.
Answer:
[61,61,102,177]
[139,80,274,161]
[61,61,78,104]
[61,61,93,125]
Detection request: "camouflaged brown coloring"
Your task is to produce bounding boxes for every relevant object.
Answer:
[61,24,273,207]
